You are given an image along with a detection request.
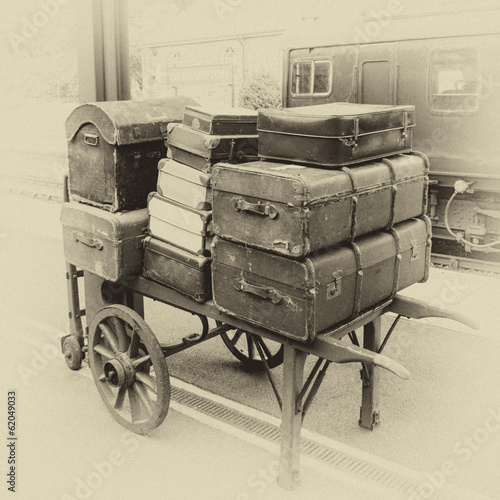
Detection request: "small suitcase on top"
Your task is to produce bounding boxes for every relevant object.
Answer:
[257,102,415,167]
[147,192,212,254]
[143,236,212,303]
[65,96,199,212]
[211,153,428,258]
[212,217,431,343]
[61,202,148,282]
[182,106,258,135]
[166,123,258,173]
[156,158,212,211]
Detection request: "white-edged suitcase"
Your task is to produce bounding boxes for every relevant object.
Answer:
[147,192,212,253]
[156,158,212,211]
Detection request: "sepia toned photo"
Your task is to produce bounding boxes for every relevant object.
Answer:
[1,1,499,499]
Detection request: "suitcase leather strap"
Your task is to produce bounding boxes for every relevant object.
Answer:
[233,277,283,305]
[410,151,431,215]
[388,227,402,298]
[351,242,363,318]
[232,198,279,219]
[341,167,358,241]
[381,158,398,229]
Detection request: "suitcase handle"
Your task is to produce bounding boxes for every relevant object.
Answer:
[233,278,283,305]
[83,132,99,147]
[73,231,103,250]
[232,198,279,219]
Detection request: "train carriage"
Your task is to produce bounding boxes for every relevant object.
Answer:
[282,3,500,267]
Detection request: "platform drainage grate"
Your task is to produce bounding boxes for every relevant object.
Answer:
[170,384,472,500]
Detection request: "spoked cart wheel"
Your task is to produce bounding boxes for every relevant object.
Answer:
[88,304,170,435]
[220,324,284,371]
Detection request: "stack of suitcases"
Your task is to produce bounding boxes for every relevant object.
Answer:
[142,106,260,302]
[210,103,431,343]
[62,97,431,346]
[60,97,199,282]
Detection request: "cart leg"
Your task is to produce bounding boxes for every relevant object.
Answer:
[125,288,144,318]
[278,345,307,490]
[359,317,382,430]
[65,263,85,341]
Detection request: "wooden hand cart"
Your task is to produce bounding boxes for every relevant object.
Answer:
[62,252,478,490]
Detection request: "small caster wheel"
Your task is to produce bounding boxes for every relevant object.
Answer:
[63,336,83,371]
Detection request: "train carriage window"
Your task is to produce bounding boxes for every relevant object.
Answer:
[429,48,480,113]
[291,59,332,96]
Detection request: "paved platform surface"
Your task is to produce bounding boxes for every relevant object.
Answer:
[1,193,499,499]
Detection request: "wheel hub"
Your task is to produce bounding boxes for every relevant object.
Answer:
[104,355,135,387]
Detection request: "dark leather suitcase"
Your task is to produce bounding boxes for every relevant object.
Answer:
[166,123,258,172]
[183,106,257,135]
[258,102,415,167]
[61,202,148,282]
[157,158,212,210]
[212,153,428,258]
[143,236,211,303]
[147,192,212,253]
[212,217,431,343]
[65,96,199,212]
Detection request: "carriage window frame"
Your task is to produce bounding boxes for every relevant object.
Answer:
[428,46,481,115]
[290,58,333,97]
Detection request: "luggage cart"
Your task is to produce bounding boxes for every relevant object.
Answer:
[61,253,477,491]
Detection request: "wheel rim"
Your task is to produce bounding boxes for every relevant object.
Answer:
[88,305,170,435]
[220,327,284,370]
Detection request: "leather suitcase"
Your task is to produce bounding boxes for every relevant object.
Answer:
[212,217,431,343]
[166,123,258,172]
[147,192,212,253]
[258,102,415,167]
[66,96,199,212]
[157,158,212,210]
[143,236,211,303]
[212,153,428,258]
[61,202,148,282]
[183,106,257,135]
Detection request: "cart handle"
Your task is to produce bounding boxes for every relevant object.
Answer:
[313,336,410,379]
[387,294,480,330]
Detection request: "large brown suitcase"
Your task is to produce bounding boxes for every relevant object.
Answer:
[156,158,212,210]
[182,106,257,135]
[212,217,431,343]
[143,236,211,303]
[61,202,148,282]
[65,96,199,212]
[212,153,428,258]
[147,192,212,254]
[166,123,258,173]
[257,102,415,167]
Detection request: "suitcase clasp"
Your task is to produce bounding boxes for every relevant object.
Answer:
[327,272,342,300]
[410,239,420,261]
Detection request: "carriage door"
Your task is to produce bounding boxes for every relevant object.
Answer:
[358,43,396,104]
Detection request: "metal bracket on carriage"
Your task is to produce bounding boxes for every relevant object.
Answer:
[387,294,481,330]
[160,317,233,357]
